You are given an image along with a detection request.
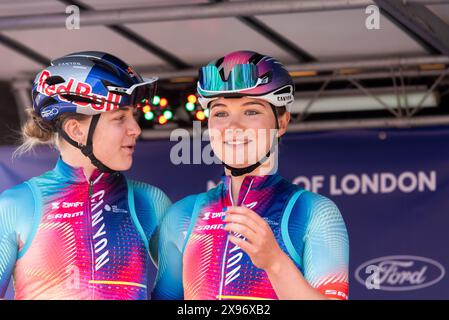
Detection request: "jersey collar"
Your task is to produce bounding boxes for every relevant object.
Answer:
[53,157,115,183]
[220,172,282,205]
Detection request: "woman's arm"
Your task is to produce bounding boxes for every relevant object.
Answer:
[265,251,329,300]
[0,182,37,299]
[0,190,20,298]
[130,181,172,265]
[151,195,197,300]
[299,194,349,300]
[224,206,327,300]
[224,199,349,300]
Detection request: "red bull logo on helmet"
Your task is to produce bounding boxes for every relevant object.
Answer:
[37,70,122,112]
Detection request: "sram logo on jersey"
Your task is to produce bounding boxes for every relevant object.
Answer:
[47,211,84,220]
[37,70,122,113]
[196,223,225,231]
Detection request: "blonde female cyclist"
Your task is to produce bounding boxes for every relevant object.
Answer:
[0,51,170,300]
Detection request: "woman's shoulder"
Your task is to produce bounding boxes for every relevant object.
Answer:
[0,181,35,208]
[127,179,172,216]
[169,194,201,216]
[296,188,337,205]
[169,181,224,210]
[128,179,170,201]
[0,182,36,234]
[277,175,335,206]
[289,188,343,222]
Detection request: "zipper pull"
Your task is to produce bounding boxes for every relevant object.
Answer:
[88,180,94,197]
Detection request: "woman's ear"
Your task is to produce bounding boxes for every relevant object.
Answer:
[63,118,88,146]
[277,112,291,137]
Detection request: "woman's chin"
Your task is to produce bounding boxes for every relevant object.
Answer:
[221,161,251,169]
[219,155,265,169]
[102,158,133,172]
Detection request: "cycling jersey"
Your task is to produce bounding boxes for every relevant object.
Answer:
[0,157,171,300]
[152,173,349,300]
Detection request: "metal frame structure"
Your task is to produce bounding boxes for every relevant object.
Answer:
[56,0,191,69]
[375,0,449,56]
[1,1,448,30]
[2,0,449,136]
[209,0,316,63]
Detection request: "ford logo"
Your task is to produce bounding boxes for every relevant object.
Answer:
[355,255,445,291]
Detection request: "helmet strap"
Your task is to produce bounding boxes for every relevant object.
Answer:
[57,114,117,174]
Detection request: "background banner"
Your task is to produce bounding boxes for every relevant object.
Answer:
[1,126,448,300]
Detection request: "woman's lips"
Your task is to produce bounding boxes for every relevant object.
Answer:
[121,145,135,154]
[224,139,252,146]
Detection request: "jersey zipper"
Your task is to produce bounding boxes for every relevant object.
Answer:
[86,172,104,299]
[217,178,254,300]
[87,178,95,299]
[88,180,94,197]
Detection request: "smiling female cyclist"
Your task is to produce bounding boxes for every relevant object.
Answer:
[153,50,349,300]
[0,51,171,300]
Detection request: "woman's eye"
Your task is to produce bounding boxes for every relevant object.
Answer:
[245,110,260,116]
[115,115,125,121]
[213,111,227,118]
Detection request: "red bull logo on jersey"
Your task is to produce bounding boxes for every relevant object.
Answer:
[37,70,122,112]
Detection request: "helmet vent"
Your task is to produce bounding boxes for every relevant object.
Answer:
[59,93,99,105]
[89,58,120,77]
[215,57,224,68]
[248,53,264,65]
[101,79,124,94]
[273,86,292,95]
[259,71,272,84]
[45,76,65,86]
[39,96,59,110]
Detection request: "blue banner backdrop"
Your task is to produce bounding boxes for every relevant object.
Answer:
[1,126,448,300]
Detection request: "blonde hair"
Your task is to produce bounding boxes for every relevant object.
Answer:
[14,108,89,158]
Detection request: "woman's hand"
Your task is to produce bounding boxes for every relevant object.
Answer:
[223,205,329,300]
[223,206,286,273]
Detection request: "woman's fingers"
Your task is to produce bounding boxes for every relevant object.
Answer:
[228,234,255,254]
[223,213,262,234]
[224,206,272,246]
[224,207,282,272]
[225,206,269,227]
[224,222,259,244]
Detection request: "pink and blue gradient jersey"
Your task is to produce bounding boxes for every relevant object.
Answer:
[152,173,349,300]
[0,157,171,300]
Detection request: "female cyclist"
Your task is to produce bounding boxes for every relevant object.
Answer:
[0,51,171,300]
[152,50,349,300]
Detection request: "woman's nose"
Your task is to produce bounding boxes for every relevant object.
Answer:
[128,117,142,137]
[226,114,245,130]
